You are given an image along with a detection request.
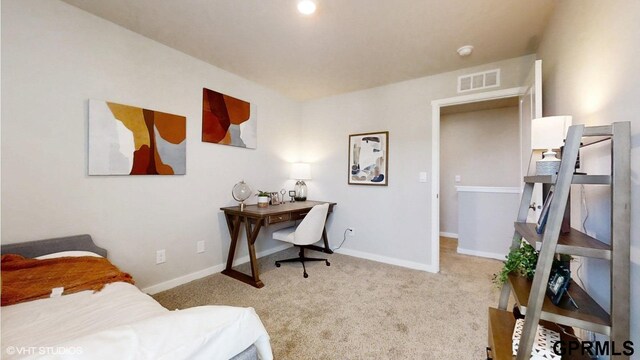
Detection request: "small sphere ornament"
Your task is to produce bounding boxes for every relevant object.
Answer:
[232,180,253,211]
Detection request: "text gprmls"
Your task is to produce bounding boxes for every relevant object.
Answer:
[553,340,634,357]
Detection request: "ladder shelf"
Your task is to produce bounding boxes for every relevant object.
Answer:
[523,174,611,185]
[514,222,611,260]
[488,308,592,360]
[486,122,630,360]
[508,274,611,335]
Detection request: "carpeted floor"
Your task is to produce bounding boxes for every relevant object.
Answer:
[153,238,503,359]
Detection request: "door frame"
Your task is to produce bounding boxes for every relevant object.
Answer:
[430,87,526,273]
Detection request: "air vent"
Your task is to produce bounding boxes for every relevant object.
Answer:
[457,69,500,93]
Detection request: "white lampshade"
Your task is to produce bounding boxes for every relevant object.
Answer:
[291,163,311,180]
[531,116,572,150]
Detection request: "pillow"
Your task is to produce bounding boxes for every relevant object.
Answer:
[35,251,103,260]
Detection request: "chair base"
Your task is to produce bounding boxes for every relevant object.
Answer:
[275,247,330,278]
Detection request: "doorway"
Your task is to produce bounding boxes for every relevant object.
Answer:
[439,97,521,266]
[430,87,527,272]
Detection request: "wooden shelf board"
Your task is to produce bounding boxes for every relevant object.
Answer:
[488,308,516,360]
[514,222,611,260]
[523,175,611,185]
[488,308,592,360]
[508,274,611,335]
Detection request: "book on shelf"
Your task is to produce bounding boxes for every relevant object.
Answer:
[536,186,554,234]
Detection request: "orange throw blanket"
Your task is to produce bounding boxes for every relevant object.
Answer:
[1,254,134,306]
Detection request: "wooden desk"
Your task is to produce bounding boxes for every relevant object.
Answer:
[220,200,336,288]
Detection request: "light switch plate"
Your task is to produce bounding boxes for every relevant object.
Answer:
[455,175,461,183]
[419,172,427,183]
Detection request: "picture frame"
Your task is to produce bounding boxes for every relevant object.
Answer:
[348,131,389,186]
[546,266,571,306]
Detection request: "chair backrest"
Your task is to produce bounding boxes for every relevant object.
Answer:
[293,203,330,246]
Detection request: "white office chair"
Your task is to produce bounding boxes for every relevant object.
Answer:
[273,203,330,278]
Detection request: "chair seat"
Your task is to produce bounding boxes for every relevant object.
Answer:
[272,226,296,244]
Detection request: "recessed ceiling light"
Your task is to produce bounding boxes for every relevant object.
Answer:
[297,0,317,15]
[457,45,474,57]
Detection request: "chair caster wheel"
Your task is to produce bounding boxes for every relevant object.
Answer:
[275,263,281,267]
[303,273,309,278]
[326,261,330,266]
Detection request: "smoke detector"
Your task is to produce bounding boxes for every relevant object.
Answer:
[457,45,474,57]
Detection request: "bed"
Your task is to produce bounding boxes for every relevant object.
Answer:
[1,234,272,360]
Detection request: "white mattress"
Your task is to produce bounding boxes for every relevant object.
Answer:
[1,282,272,360]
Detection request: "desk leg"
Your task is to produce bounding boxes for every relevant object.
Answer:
[221,215,265,288]
[224,214,241,271]
[321,227,334,254]
[304,226,334,254]
[245,217,263,285]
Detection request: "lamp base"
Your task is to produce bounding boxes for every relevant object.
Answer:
[536,150,561,175]
[294,180,308,202]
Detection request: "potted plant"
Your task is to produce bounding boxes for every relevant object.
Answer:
[493,240,539,287]
[256,190,270,208]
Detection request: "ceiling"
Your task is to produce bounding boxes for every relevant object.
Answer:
[61,0,555,101]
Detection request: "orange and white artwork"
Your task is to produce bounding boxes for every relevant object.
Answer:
[202,88,256,149]
[89,100,186,175]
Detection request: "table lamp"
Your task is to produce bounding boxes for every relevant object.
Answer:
[531,116,572,175]
[291,163,311,201]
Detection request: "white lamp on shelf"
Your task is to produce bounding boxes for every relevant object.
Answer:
[291,163,311,201]
[531,116,572,175]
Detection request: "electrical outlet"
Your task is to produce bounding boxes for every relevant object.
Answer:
[455,175,461,183]
[197,241,205,253]
[347,227,355,236]
[156,249,166,264]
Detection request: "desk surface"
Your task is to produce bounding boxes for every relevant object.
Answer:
[220,200,336,217]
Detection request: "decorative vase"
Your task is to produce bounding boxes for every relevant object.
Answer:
[257,196,269,208]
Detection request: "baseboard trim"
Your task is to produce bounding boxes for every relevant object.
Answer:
[335,248,438,273]
[142,243,291,295]
[439,232,459,239]
[231,243,292,269]
[456,247,506,261]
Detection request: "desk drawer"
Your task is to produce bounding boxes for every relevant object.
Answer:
[267,213,290,224]
[290,211,309,221]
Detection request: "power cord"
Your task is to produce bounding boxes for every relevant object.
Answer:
[574,185,588,290]
[581,185,589,233]
[331,229,350,251]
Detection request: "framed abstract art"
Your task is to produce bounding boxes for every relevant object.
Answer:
[88,100,186,175]
[348,131,388,185]
[202,88,256,149]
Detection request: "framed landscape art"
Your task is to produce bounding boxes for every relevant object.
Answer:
[348,131,389,185]
[88,100,186,175]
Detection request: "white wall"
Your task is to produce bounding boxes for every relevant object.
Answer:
[456,188,520,259]
[1,0,301,288]
[440,106,520,235]
[537,0,639,347]
[299,55,534,269]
